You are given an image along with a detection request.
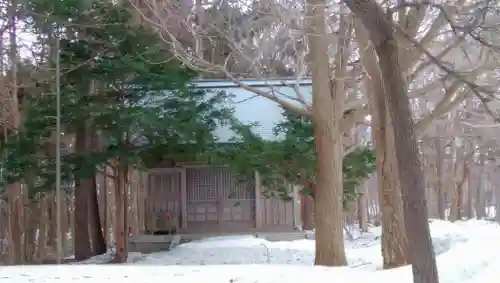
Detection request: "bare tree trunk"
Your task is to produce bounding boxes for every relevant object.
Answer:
[355,20,408,269]
[113,159,129,263]
[103,173,109,245]
[373,93,408,269]
[460,172,468,219]
[36,198,49,261]
[434,138,446,220]
[7,187,23,265]
[305,0,347,266]
[88,134,106,255]
[452,159,469,221]
[376,41,439,283]
[450,145,462,221]
[6,0,24,264]
[23,201,38,262]
[476,170,486,219]
[495,177,500,223]
[88,172,107,255]
[23,170,40,262]
[357,186,368,232]
[73,123,92,261]
[449,183,460,222]
[61,194,69,256]
[466,172,474,219]
[301,193,314,230]
[343,1,439,281]
[48,196,56,249]
[423,154,438,219]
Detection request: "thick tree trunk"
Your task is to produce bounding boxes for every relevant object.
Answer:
[372,94,408,269]
[376,42,439,283]
[6,0,24,265]
[113,159,129,263]
[301,194,315,230]
[305,0,347,266]
[24,201,38,262]
[342,1,439,281]
[74,77,101,261]
[354,20,408,269]
[36,198,49,260]
[312,114,346,266]
[88,172,107,255]
[74,179,93,260]
[88,133,106,255]
[7,184,23,264]
[73,124,92,261]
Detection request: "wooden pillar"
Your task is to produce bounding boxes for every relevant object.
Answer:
[291,184,302,229]
[254,171,263,229]
[180,167,187,229]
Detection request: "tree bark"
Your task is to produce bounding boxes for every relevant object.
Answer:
[113,159,129,263]
[24,201,38,262]
[88,172,107,255]
[376,39,439,283]
[355,19,408,269]
[476,157,486,219]
[48,196,56,248]
[434,138,446,220]
[474,180,483,219]
[343,1,439,282]
[357,191,368,232]
[36,199,49,260]
[301,194,314,230]
[495,176,500,223]
[424,155,438,218]
[6,0,24,265]
[306,0,347,266]
[88,133,107,255]
[466,169,474,219]
[372,91,408,269]
[73,123,92,261]
[451,159,468,221]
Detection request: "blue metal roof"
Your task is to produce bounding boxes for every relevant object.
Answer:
[192,78,313,142]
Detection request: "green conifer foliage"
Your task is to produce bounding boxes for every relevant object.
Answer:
[210,109,376,207]
[0,0,232,197]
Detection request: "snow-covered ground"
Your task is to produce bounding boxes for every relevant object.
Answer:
[1,219,500,283]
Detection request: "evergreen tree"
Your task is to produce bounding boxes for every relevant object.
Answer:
[1,0,231,262]
[211,109,376,207]
[2,0,230,193]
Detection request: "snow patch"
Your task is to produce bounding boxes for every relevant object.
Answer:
[1,219,500,283]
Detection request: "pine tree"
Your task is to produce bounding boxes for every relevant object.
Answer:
[1,0,231,262]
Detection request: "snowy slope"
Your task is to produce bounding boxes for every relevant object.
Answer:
[1,219,499,283]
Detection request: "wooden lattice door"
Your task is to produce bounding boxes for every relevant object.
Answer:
[185,168,220,232]
[185,167,256,233]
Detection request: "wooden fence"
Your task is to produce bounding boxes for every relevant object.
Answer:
[0,168,148,264]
